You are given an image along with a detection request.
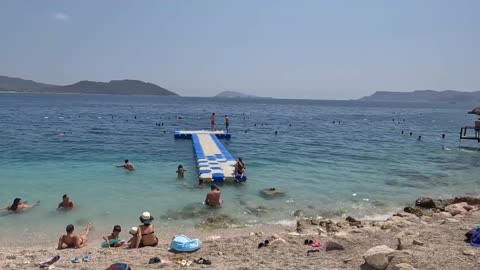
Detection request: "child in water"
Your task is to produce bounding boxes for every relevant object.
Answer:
[102,225,124,248]
[176,165,187,178]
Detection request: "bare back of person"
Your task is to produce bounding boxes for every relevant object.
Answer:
[138,224,158,247]
[206,190,222,207]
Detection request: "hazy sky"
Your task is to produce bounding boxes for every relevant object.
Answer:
[0,1,478,99]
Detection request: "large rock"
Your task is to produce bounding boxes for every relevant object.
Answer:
[454,196,480,205]
[363,245,395,270]
[325,241,345,251]
[415,197,436,208]
[259,188,286,199]
[403,207,424,217]
[445,202,468,216]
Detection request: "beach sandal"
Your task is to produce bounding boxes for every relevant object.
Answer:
[307,249,320,255]
[258,239,270,249]
[195,258,212,265]
[82,255,90,262]
[311,241,323,248]
[304,239,313,245]
[71,257,80,263]
[148,257,161,264]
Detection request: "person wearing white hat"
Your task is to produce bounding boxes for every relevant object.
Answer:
[126,227,138,249]
[135,212,158,248]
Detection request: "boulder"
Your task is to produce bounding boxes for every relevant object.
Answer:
[325,241,345,251]
[346,216,358,223]
[464,205,476,211]
[445,203,468,216]
[415,197,436,208]
[293,209,305,217]
[363,245,395,270]
[259,188,286,199]
[393,263,418,270]
[412,239,424,246]
[403,207,424,217]
[454,196,480,205]
[439,212,452,218]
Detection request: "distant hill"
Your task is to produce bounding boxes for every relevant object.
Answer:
[0,75,178,96]
[0,75,58,91]
[42,80,178,96]
[359,90,480,103]
[215,90,271,99]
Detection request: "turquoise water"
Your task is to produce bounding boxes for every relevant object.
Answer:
[1,94,480,243]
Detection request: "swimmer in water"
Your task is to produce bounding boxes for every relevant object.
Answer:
[115,160,135,171]
[176,165,186,178]
[3,198,35,213]
[58,194,76,210]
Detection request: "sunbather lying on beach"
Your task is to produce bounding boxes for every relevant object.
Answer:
[3,198,35,212]
[58,223,93,249]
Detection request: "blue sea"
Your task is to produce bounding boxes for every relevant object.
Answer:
[1,93,480,244]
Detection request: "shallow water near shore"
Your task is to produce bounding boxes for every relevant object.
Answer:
[1,93,480,245]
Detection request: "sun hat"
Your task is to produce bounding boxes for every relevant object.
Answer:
[129,227,138,235]
[139,212,154,223]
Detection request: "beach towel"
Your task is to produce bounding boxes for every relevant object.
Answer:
[169,234,202,252]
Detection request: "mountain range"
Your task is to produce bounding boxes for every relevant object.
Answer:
[359,90,480,103]
[0,75,178,96]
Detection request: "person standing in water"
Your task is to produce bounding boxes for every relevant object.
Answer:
[115,160,135,171]
[210,113,216,131]
[58,194,76,210]
[224,115,230,132]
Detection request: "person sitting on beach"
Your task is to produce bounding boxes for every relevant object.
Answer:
[176,164,187,178]
[58,194,75,210]
[3,198,34,213]
[58,223,93,249]
[102,225,124,248]
[234,158,246,178]
[135,212,159,248]
[115,159,135,171]
[126,227,138,248]
[205,184,222,207]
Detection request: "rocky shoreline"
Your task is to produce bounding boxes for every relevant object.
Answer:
[1,196,479,270]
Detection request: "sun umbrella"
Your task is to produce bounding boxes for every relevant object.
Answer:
[468,107,480,115]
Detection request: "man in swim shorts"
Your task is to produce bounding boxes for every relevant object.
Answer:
[224,115,230,132]
[58,223,93,249]
[210,113,216,131]
[58,194,75,210]
[205,184,222,207]
[116,160,135,171]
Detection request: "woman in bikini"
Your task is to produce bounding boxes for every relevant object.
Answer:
[3,198,34,212]
[135,212,159,248]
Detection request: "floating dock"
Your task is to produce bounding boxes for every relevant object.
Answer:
[175,130,240,182]
[460,126,480,142]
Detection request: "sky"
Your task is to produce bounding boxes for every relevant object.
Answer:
[0,1,478,99]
